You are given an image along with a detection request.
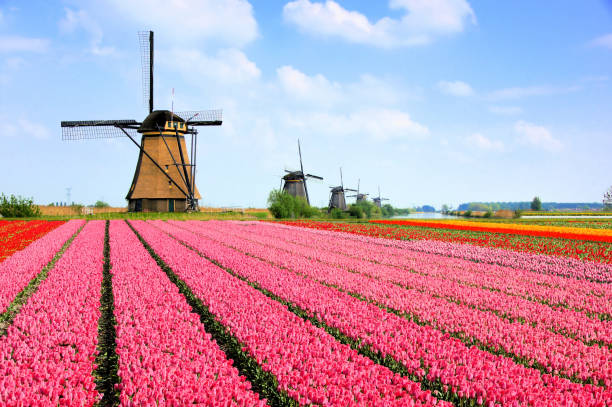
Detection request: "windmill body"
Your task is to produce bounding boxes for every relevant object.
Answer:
[347,178,368,204]
[328,168,356,211]
[373,186,390,208]
[61,31,222,212]
[280,140,322,205]
[282,171,308,200]
[126,110,201,212]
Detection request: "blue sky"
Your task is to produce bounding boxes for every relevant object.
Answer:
[1,0,611,209]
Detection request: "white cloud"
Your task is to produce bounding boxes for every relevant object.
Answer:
[59,8,115,56]
[284,109,429,141]
[590,33,612,49]
[488,85,581,100]
[514,120,562,151]
[0,36,49,53]
[106,0,258,47]
[437,80,474,96]
[488,105,522,115]
[166,48,260,85]
[465,133,504,151]
[277,65,342,104]
[283,0,476,48]
[0,118,49,139]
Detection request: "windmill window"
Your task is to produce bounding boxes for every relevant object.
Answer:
[165,165,169,170]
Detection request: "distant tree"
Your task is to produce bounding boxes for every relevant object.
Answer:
[441,204,449,214]
[94,200,110,208]
[381,204,395,217]
[267,190,318,219]
[421,205,436,213]
[0,194,41,218]
[531,196,542,211]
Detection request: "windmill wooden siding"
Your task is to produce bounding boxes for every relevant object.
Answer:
[126,133,200,212]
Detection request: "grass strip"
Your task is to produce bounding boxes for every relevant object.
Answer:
[0,222,85,336]
[94,221,120,406]
[126,220,296,407]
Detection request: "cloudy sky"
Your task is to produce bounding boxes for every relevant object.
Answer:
[1,0,611,209]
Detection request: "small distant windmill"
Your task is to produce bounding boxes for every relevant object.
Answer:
[604,186,612,209]
[372,186,389,208]
[281,140,323,205]
[61,31,222,212]
[347,179,369,203]
[328,168,357,211]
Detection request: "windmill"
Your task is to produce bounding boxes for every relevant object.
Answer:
[61,31,222,213]
[281,140,323,205]
[372,186,390,208]
[328,168,356,211]
[347,179,369,203]
[604,186,612,209]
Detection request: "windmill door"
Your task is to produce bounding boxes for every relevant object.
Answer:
[169,199,174,212]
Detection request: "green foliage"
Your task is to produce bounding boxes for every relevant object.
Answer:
[484,210,493,218]
[463,210,472,218]
[0,193,41,218]
[531,196,542,211]
[348,205,364,218]
[267,190,318,219]
[381,204,395,218]
[330,208,348,219]
[94,200,110,208]
[352,200,381,218]
[468,202,491,212]
[513,209,523,218]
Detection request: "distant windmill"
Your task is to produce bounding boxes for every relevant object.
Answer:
[347,178,369,203]
[372,186,390,208]
[61,31,222,213]
[604,186,612,208]
[281,140,323,205]
[328,168,357,211]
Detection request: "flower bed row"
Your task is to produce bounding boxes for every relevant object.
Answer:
[130,220,445,406]
[279,220,612,265]
[186,221,612,387]
[0,219,85,315]
[279,220,612,280]
[372,219,612,243]
[231,221,612,342]
[250,221,612,318]
[0,221,104,405]
[109,220,264,405]
[0,220,65,263]
[155,220,612,406]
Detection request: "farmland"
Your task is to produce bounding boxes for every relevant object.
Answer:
[0,219,611,405]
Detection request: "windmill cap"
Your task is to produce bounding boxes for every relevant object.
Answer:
[138,110,185,133]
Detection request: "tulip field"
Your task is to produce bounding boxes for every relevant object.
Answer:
[0,219,611,405]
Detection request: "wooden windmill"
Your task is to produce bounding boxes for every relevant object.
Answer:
[347,178,369,203]
[61,31,222,212]
[328,168,356,211]
[281,140,323,205]
[372,186,390,208]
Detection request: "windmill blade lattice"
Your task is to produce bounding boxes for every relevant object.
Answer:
[174,110,223,125]
[61,120,140,141]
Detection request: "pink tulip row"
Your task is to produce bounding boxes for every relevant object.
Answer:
[108,221,265,406]
[0,219,85,315]
[240,221,612,318]
[213,221,611,346]
[131,220,447,406]
[154,220,612,406]
[180,220,612,387]
[0,221,104,405]
[270,219,612,283]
